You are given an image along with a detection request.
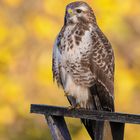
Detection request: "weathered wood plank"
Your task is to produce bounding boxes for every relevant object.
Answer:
[30,104,140,124]
[94,121,104,140]
[110,122,125,140]
[45,115,71,140]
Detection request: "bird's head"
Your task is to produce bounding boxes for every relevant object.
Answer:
[64,1,96,25]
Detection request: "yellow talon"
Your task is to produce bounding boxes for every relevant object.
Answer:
[64,93,70,96]
[68,106,75,110]
[67,104,81,110]
[75,104,81,109]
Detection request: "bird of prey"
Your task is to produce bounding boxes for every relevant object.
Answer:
[52,1,115,139]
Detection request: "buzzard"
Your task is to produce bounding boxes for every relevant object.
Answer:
[52,1,115,139]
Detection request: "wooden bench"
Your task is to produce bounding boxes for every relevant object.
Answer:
[30,104,140,140]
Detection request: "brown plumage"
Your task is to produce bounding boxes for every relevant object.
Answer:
[52,1,115,139]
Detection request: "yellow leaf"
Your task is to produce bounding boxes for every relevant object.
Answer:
[3,0,22,7]
[0,106,15,125]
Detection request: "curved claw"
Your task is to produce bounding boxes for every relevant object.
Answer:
[67,104,81,110]
[68,106,75,110]
[64,93,70,96]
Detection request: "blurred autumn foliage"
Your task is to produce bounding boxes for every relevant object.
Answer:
[0,0,140,139]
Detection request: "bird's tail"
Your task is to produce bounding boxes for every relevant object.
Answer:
[81,119,113,140]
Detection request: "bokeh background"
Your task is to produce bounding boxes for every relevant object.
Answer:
[0,0,140,139]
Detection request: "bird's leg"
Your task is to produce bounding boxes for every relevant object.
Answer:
[75,103,81,109]
[64,92,70,96]
[68,103,81,110]
[68,105,75,110]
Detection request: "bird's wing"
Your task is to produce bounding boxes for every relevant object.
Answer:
[52,33,63,87]
[89,26,115,111]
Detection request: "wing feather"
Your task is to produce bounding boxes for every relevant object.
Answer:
[52,34,63,86]
[90,26,115,95]
[90,25,115,111]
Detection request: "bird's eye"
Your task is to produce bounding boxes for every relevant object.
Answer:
[76,9,82,13]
